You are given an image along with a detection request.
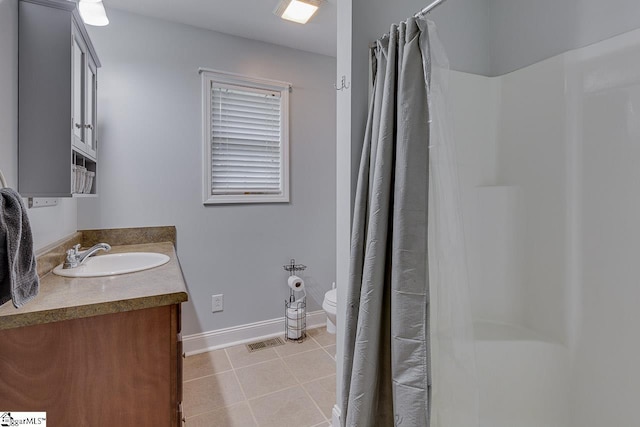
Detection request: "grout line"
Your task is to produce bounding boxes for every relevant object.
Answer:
[228,357,280,371]
[182,351,235,382]
[246,384,300,403]
[221,347,233,369]
[298,372,336,386]
[307,332,323,347]
[309,332,337,362]
[300,378,329,424]
[233,356,284,372]
[278,347,322,359]
[278,340,331,424]
[232,352,306,401]
[183,370,232,384]
[181,370,241,419]
[300,372,336,423]
[276,344,327,360]
[308,330,337,350]
[226,348,261,426]
[183,401,247,422]
[321,345,337,361]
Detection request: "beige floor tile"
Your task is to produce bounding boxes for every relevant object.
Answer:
[307,327,336,347]
[226,344,279,369]
[283,349,336,384]
[184,349,232,380]
[183,371,245,417]
[186,402,257,427]
[311,423,331,427]
[303,375,336,419]
[235,359,298,399]
[323,345,336,359]
[249,386,325,427]
[275,336,320,358]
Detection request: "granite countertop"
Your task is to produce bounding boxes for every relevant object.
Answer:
[0,241,188,330]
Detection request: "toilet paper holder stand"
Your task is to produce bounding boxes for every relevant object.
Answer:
[283,259,307,342]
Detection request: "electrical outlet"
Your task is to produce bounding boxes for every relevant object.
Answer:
[212,294,224,313]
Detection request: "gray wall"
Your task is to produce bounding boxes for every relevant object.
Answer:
[488,0,640,75]
[79,9,337,336]
[0,0,78,251]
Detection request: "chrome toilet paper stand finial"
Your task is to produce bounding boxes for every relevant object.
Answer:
[283,258,307,276]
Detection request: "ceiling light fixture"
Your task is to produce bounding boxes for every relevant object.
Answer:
[274,0,323,25]
[78,0,110,27]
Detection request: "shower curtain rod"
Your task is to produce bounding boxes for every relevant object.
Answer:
[369,0,448,49]
[415,0,448,17]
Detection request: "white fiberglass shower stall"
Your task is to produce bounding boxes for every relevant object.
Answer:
[449,23,640,427]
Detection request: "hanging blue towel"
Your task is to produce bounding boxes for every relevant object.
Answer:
[0,188,39,308]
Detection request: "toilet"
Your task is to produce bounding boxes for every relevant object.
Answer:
[322,285,337,334]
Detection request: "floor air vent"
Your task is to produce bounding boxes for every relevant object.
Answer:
[246,337,285,353]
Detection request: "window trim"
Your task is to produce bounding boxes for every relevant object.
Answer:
[200,68,291,205]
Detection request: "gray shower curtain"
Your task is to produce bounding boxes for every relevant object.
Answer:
[341,17,432,427]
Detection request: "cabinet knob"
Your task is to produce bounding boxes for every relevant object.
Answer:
[85,124,93,130]
[75,123,83,129]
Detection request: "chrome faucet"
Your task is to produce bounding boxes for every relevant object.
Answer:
[63,243,111,269]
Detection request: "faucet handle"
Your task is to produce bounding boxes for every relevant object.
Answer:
[64,245,81,269]
[67,244,81,257]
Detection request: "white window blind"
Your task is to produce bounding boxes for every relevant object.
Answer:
[211,87,281,194]
[201,70,290,204]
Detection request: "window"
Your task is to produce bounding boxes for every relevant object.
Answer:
[201,69,290,204]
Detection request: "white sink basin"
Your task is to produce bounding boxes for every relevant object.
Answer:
[53,252,170,278]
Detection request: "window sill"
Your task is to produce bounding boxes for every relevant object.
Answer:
[203,194,290,205]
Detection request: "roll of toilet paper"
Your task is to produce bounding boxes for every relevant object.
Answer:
[287,275,305,291]
[287,327,302,340]
[287,306,305,320]
[287,306,306,340]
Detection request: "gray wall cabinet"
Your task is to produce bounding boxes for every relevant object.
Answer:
[19,0,101,197]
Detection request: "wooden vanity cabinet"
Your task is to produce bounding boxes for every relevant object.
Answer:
[0,304,183,427]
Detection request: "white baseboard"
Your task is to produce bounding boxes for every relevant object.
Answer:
[183,310,327,356]
[332,404,341,427]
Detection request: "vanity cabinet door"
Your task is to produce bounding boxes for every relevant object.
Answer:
[71,26,86,151]
[0,306,178,426]
[85,57,98,159]
[71,24,97,161]
[171,304,184,426]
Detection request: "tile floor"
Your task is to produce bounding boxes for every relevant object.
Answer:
[183,327,336,427]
